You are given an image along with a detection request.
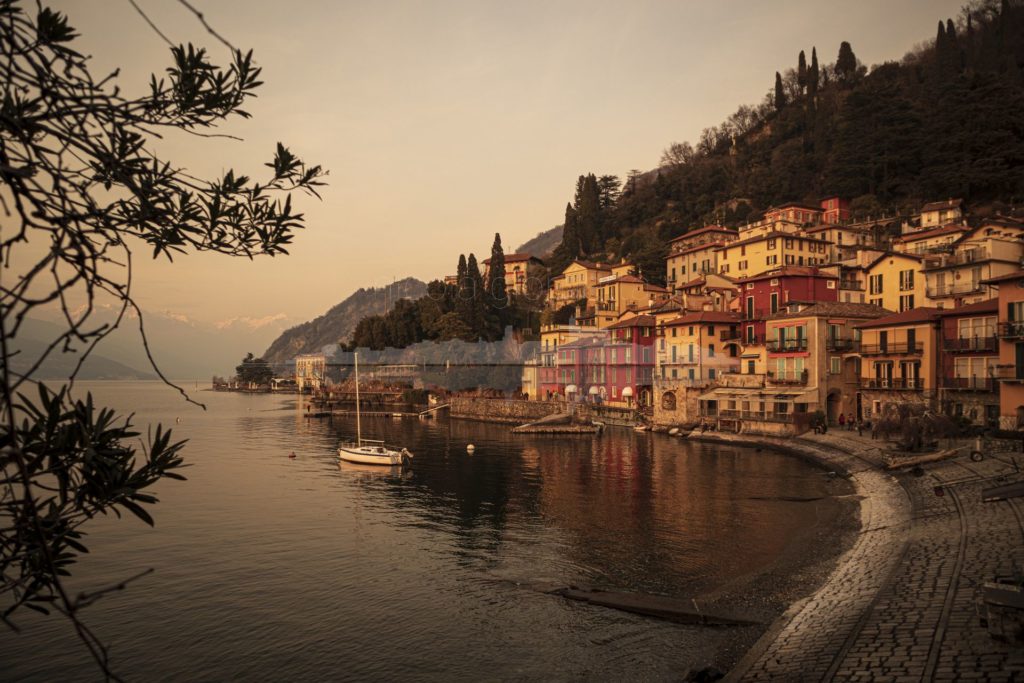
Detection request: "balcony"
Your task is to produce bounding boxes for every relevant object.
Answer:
[826,337,860,352]
[942,336,997,352]
[596,300,618,312]
[998,322,1024,340]
[858,342,923,355]
[741,334,766,346]
[742,307,770,321]
[767,369,809,385]
[861,377,925,390]
[995,365,1024,383]
[940,376,996,392]
[767,339,809,353]
[923,248,990,269]
[926,282,985,298]
[719,329,743,342]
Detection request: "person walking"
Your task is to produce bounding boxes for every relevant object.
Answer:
[838,413,846,429]
[847,412,855,430]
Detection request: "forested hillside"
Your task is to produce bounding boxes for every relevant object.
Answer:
[549,0,1024,283]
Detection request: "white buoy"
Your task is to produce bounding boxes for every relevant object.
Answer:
[467,444,476,453]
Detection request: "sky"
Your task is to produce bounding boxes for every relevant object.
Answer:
[45,0,965,331]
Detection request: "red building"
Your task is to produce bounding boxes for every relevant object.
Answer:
[935,299,1000,425]
[820,196,851,224]
[602,315,656,407]
[735,266,839,343]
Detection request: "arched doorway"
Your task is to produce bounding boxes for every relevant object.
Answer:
[661,391,677,411]
[826,390,841,426]
[1017,406,1024,429]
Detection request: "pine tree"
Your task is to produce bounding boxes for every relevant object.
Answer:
[798,50,807,90]
[774,71,786,110]
[465,253,487,340]
[836,41,858,83]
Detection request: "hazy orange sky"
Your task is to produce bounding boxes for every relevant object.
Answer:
[49,0,963,330]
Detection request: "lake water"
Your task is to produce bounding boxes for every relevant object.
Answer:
[0,382,852,681]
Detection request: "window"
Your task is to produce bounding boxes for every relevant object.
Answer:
[687,368,694,379]
[688,326,694,335]
[870,298,882,307]
[739,260,748,270]
[770,292,779,314]
[767,255,778,265]
[899,269,914,291]
[708,344,715,358]
[740,245,746,256]
[768,239,777,249]
[746,283,754,290]
[869,274,883,295]
[770,278,779,286]
[830,357,841,374]
[899,294,914,312]
[708,325,715,335]
[785,255,794,264]
[827,280,836,289]
[746,325,755,343]
[709,368,716,380]
[785,238,793,248]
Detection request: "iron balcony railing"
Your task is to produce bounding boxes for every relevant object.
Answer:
[926,282,984,298]
[861,377,925,390]
[998,322,1024,340]
[858,342,924,355]
[742,307,769,321]
[767,338,809,353]
[719,329,742,341]
[995,366,1024,382]
[826,337,860,352]
[942,336,997,352]
[922,248,990,269]
[767,369,809,385]
[839,280,864,291]
[741,334,766,346]
[940,376,995,391]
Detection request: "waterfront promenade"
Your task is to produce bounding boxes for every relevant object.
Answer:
[701,430,1024,682]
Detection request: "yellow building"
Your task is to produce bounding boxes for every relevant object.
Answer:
[803,224,874,261]
[862,252,930,312]
[665,226,738,289]
[892,224,966,255]
[854,308,943,419]
[547,260,611,309]
[295,353,326,392]
[716,232,831,279]
[922,219,1024,306]
[482,252,544,296]
[583,275,668,328]
[657,311,741,383]
[919,198,964,229]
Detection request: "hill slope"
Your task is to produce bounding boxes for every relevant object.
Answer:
[516,225,563,258]
[262,278,427,363]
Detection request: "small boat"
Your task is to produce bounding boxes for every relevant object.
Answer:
[337,352,414,467]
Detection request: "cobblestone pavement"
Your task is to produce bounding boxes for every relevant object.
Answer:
[707,431,1024,682]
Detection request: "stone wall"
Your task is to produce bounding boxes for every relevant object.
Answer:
[937,390,999,426]
[449,396,564,424]
[652,378,709,426]
[860,389,936,421]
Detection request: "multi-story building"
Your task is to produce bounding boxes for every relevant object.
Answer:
[762,202,823,226]
[735,266,839,345]
[716,232,832,279]
[863,252,930,312]
[935,299,1000,426]
[546,260,613,309]
[893,224,966,255]
[482,252,545,296]
[697,302,887,435]
[983,269,1024,429]
[919,198,964,230]
[820,196,851,224]
[854,308,943,420]
[295,353,326,392]
[665,226,739,289]
[922,220,1024,306]
[536,324,604,400]
[599,314,656,408]
[590,274,669,328]
[804,223,873,261]
[657,311,741,383]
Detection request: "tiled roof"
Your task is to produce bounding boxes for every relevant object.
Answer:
[854,307,944,329]
[600,274,645,285]
[735,266,837,283]
[664,310,740,326]
[864,251,925,270]
[768,202,822,212]
[894,224,965,242]
[483,252,542,264]
[803,223,871,234]
[935,298,998,317]
[920,198,963,212]
[981,269,1024,286]
[671,241,726,256]
[643,283,669,293]
[668,225,738,243]
[606,314,656,329]
[770,302,891,320]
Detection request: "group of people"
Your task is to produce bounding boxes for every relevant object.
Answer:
[837,412,874,437]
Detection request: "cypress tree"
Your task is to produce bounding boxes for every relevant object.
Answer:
[808,47,819,96]
[455,254,474,333]
[487,232,508,335]
[774,71,786,110]
[466,253,487,340]
[836,41,858,83]
[798,50,807,90]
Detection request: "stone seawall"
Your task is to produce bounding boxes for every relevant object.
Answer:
[449,397,565,425]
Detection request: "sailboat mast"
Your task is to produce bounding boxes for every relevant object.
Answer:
[355,351,362,446]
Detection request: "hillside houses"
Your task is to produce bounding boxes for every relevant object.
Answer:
[525,197,1024,433]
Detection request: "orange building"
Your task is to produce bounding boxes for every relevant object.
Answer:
[982,270,1024,429]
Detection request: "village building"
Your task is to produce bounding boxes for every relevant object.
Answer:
[295,353,327,392]
[922,219,1024,306]
[735,266,839,346]
[918,198,964,230]
[482,252,544,296]
[935,299,1000,427]
[982,270,1024,429]
[590,274,669,328]
[854,308,943,420]
[862,252,930,312]
[716,232,832,279]
[819,196,851,224]
[665,226,738,290]
[892,224,966,255]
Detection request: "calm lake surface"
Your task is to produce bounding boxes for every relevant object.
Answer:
[1,381,850,681]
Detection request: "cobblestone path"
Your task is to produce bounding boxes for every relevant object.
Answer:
[710,431,1024,682]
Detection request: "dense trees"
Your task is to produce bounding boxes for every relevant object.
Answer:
[548,0,1024,274]
[236,353,274,385]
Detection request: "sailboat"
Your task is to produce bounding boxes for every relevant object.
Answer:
[337,352,414,467]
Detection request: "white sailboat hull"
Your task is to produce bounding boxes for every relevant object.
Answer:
[338,444,412,466]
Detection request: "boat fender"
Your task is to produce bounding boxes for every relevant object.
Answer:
[467,444,476,453]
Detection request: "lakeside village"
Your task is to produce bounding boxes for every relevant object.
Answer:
[243,196,1024,438]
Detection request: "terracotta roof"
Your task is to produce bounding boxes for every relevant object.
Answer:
[894,224,965,243]
[679,277,706,289]
[715,231,831,250]
[803,223,871,234]
[735,266,837,283]
[854,307,944,329]
[483,252,542,265]
[935,298,999,317]
[770,302,891,320]
[606,314,656,329]
[864,251,925,270]
[768,202,822,212]
[668,225,738,243]
[670,241,726,256]
[920,198,963,213]
[664,311,740,326]
[643,283,669,293]
[981,269,1024,286]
